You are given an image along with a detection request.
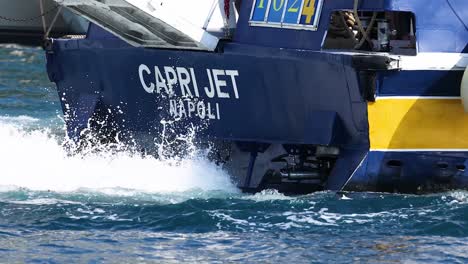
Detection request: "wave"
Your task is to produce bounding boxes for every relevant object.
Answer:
[0,115,40,125]
[0,118,238,194]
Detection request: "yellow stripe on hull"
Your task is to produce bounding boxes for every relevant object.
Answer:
[368,98,468,150]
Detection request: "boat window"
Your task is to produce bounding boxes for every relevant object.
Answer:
[59,0,240,51]
[322,11,417,56]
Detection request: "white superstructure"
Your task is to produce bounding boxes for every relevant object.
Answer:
[57,0,239,50]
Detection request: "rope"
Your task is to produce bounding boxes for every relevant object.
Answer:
[39,0,47,34]
[355,12,377,49]
[45,6,63,38]
[327,11,355,39]
[0,0,63,23]
[353,0,377,50]
[339,12,356,39]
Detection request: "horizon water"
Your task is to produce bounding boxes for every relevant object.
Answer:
[0,44,467,263]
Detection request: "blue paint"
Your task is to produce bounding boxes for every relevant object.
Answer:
[347,151,468,193]
[283,0,302,24]
[251,0,268,22]
[448,0,468,30]
[47,39,368,148]
[377,71,464,97]
[237,0,468,52]
[266,1,284,23]
[45,0,468,193]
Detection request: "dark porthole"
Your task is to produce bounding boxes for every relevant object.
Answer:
[386,160,402,168]
[436,162,449,170]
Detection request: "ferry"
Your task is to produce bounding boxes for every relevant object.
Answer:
[44,0,468,194]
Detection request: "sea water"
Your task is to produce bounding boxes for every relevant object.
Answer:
[0,44,467,263]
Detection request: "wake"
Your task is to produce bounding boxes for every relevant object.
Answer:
[0,116,238,194]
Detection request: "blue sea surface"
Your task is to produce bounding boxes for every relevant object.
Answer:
[0,44,467,263]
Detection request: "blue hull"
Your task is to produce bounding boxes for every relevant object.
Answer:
[46,35,368,191]
[45,0,468,193]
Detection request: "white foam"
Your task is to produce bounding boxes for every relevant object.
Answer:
[0,44,25,49]
[340,194,352,200]
[9,50,25,57]
[10,198,82,205]
[245,189,294,202]
[447,191,468,204]
[0,115,40,126]
[0,120,238,194]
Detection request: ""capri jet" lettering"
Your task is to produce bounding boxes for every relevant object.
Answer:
[138,64,240,120]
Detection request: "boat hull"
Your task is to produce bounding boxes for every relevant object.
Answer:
[45,28,468,194]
